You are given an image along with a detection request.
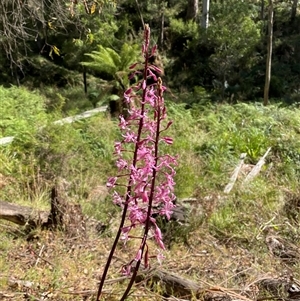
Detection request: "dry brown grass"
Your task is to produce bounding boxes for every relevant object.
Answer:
[1,209,299,301]
[1,102,299,300]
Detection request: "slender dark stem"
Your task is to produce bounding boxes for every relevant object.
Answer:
[96,38,150,301]
[96,203,128,300]
[119,78,163,301]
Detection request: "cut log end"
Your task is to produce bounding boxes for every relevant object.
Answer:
[0,185,86,238]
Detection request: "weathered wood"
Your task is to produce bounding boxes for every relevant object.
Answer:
[243,147,271,184]
[0,200,50,227]
[224,153,247,194]
[48,186,86,237]
[135,267,256,301]
[136,267,201,297]
[52,106,108,125]
[263,0,274,106]
[0,136,14,146]
[0,184,86,237]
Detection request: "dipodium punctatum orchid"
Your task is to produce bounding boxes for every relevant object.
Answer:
[96,24,177,301]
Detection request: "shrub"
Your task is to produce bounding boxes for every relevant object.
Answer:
[0,86,48,140]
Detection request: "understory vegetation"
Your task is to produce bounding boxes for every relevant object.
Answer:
[0,86,299,300]
[1,0,300,299]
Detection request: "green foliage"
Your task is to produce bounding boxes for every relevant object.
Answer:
[21,56,83,88]
[0,0,299,104]
[209,200,242,235]
[169,18,199,38]
[62,16,119,68]
[192,103,300,190]
[1,83,299,204]
[0,86,48,140]
[0,117,118,203]
[164,102,202,197]
[0,85,119,202]
[43,86,92,112]
[166,0,265,96]
[35,115,118,184]
[207,2,262,87]
[82,43,140,88]
[208,177,285,242]
[208,15,261,61]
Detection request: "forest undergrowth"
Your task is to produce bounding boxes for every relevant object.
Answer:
[0,86,300,300]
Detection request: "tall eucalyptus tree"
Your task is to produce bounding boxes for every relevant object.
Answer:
[201,0,210,29]
[186,0,199,21]
[263,0,274,106]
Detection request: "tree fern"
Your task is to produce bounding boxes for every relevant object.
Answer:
[119,43,140,71]
[82,45,119,75]
[82,43,140,88]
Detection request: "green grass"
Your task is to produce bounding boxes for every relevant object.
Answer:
[0,86,299,300]
[0,86,48,140]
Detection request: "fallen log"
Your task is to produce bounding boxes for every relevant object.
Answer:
[0,200,50,227]
[135,267,201,297]
[0,185,86,237]
[135,267,256,301]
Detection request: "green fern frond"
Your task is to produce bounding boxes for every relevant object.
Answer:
[119,43,140,70]
[82,43,140,88]
[105,47,121,67]
[82,54,117,75]
[82,45,119,76]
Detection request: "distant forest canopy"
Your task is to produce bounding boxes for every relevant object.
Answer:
[0,0,299,104]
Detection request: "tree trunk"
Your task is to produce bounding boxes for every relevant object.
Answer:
[260,0,265,21]
[158,1,165,50]
[201,0,210,29]
[291,0,298,24]
[186,0,199,21]
[263,0,274,106]
[83,66,87,95]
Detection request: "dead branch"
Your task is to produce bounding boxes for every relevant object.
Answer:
[243,147,272,184]
[135,267,202,297]
[224,153,247,194]
[135,267,259,301]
